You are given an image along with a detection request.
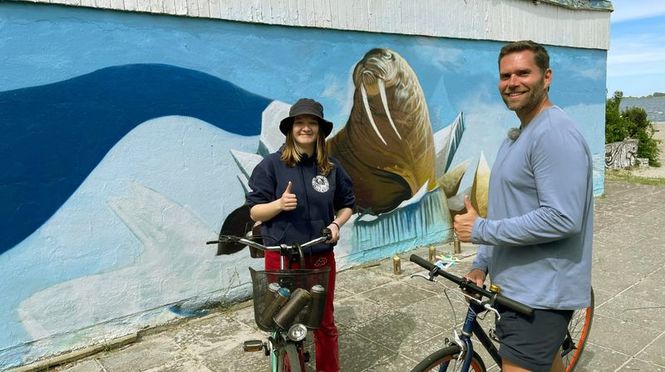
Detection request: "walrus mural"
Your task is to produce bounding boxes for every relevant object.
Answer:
[327,48,436,214]
[225,47,481,249]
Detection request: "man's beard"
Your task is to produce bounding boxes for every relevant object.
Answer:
[503,78,547,115]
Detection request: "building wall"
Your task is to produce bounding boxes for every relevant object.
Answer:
[0,0,610,368]
[9,0,612,49]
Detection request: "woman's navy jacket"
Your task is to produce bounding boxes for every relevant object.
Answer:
[246,150,355,254]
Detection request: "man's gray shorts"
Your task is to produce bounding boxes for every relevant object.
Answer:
[496,308,573,372]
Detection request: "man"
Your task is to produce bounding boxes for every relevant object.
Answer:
[453,40,593,372]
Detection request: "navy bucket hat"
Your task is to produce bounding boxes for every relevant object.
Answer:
[279,98,334,137]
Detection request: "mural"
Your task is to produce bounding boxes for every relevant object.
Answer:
[0,3,607,368]
[328,48,437,214]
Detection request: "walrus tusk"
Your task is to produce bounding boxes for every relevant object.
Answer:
[378,79,402,140]
[361,83,388,145]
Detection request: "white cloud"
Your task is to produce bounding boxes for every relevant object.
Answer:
[608,33,665,78]
[610,0,665,23]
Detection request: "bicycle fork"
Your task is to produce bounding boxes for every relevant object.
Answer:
[458,308,477,371]
[445,304,503,371]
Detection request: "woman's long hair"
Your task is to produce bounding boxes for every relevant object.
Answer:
[281,129,334,176]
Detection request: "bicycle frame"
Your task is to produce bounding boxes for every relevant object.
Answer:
[414,276,503,371]
[409,254,592,372]
[409,254,533,372]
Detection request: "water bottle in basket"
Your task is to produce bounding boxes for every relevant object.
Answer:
[259,287,290,329]
[263,282,281,309]
[273,288,312,330]
[305,284,326,328]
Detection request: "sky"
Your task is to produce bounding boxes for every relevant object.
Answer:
[607,0,665,97]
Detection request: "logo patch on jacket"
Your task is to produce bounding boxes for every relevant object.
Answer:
[312,175,329,193]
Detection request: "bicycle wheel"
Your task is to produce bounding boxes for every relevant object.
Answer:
[561,287,594,372]
[411,345,487,372]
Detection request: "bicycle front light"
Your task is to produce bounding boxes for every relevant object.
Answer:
[287,323,308,342]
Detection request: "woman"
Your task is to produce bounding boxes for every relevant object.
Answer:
[246,98,355,372]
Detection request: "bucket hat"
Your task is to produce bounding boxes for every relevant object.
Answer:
[279,98,333,137]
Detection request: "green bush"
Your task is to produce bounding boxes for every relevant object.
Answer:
[605,91,661,167]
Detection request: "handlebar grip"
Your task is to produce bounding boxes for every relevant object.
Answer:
[494,294,534,317]
[409,254,533,317]
[410,254,463,287]
[410,254,435,270]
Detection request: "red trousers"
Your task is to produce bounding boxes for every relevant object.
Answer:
[264,251,339,372]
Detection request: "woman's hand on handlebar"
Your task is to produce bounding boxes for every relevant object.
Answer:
[325,223,340,243]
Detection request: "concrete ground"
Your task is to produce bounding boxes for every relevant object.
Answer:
[14,180,665,372]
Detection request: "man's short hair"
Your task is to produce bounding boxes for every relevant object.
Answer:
[498,40,550,73]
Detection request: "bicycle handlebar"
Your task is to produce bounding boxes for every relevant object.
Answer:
[410,254,534,317]
[206,228,333,253]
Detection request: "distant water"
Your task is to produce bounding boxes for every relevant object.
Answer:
[621,96,665,123]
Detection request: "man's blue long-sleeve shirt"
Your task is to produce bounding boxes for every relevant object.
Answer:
[471,106,593,310]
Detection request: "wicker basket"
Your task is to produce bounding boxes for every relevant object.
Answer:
[249,267,330,332]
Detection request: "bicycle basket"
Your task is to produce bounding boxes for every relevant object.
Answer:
[250,267,330,332]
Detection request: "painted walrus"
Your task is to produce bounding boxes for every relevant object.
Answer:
[328,48,436,214]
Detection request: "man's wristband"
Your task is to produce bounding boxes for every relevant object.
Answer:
[331,221,340,230]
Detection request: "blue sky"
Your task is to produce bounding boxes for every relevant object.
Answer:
[607,0,665,97]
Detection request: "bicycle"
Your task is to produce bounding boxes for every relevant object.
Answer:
[207,229,332,372]
[408,254,594,372]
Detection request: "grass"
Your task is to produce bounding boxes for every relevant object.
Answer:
[605,169,665,186]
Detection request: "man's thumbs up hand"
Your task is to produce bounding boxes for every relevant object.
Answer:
[453,195,479,242]
[463,195,477,215]
[279,181,297,211]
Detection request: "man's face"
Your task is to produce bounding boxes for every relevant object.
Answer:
[498,50,551,117]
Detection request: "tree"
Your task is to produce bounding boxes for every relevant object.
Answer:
[605,91,629,143]
[605,91,661,167]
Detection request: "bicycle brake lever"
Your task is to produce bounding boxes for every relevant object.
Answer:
[409,272,435,281]
[210,235,241,245]
[483,302,501,320]
[461,292,484,305]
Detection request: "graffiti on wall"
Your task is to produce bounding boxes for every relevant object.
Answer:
[0,3,607,368]
[605,139,639,169]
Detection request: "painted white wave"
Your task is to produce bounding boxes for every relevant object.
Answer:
[3,116,260,355]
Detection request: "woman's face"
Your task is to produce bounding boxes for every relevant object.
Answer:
[291,114,320,150]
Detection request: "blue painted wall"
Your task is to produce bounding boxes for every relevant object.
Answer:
[0,3,606,368]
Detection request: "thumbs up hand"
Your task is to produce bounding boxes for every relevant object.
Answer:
[279,181,297,211]
[453,196,479,242]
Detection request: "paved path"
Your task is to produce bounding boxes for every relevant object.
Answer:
[17,181,665,372]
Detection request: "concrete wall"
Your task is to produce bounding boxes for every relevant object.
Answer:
[0,0,611,368]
